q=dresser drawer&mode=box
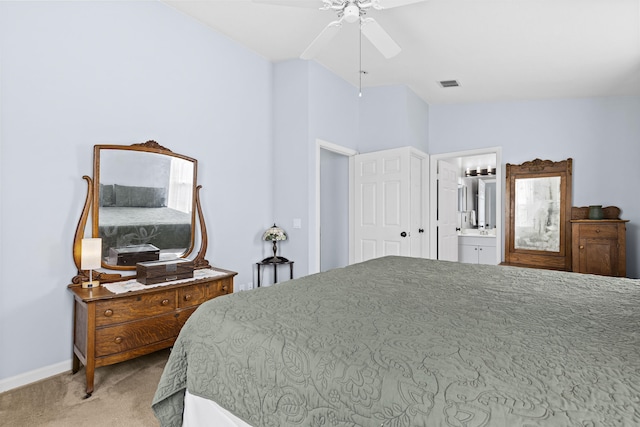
[208,277,233,298]
[95,289,176,327]
[95,312,182,357]
[178,283,208,308]
[178,278,233,308]
[577,224,618,239]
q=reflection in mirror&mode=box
[459,177,496,231]
[482,180,496,230]
[478,179,486,228]
[94,147,196,269]
[514,177,561,252]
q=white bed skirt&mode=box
[183,390,253,427]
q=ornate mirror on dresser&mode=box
[68,141,235,398]
[72,140,210,282]
[504,158,573,271]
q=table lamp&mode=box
[262,224,288,263]
[81,238,102,288]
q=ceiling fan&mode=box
[256,0,427,60]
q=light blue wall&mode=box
[271,60,311,276]
[272,60,361,276]
[0,1,273,381]
[358,85,429,153]
[429,96,640,278]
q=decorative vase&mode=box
[588,205,604,220]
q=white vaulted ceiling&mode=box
[163,0,640,104]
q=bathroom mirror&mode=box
[504,158,573,271]
[459,176,496,230]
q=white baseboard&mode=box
[0,359,72,393]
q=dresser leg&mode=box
[84,361,95,397]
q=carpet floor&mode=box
[0,349,170,427]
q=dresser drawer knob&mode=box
[580,245,584,249]
[114,337,123,344]
[184,294,192,301]
[161,299,170,306]
[104,309,113,317]
[596,229,601,233]
[222,285,228,292]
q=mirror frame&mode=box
[504,158,573,271]
[72,140,210,283]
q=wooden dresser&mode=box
[68,268,236,397]
[571,206,628,277]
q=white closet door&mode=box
[353,147,427,263]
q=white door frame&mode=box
[429,147,503,263]
[314,139,358,274]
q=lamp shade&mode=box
[262,224,287,242]
[81,238,102,270]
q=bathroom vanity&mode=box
[458,231,497,265]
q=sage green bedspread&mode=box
[152,256,640,426]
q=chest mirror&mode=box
[72,141,210,282]
[504,158,573,271]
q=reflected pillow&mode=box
[114,184,167,208]
[100,184,116,207]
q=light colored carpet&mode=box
[0,349,170,427]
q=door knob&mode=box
[400,232,407,237]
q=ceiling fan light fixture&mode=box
[294,0,426,60]
[343,3,360,23]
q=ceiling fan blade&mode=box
[360,17,401,58]
[372,0,427,10]
[252,0,326,9]
[300,19,343,59]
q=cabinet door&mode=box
[578,237,618,276]
[459,245,478,264]
[478,245,497,265]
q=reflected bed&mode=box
[99,206,191,255]
[152,256,640,426]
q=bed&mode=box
[152,256,640,426]
[98,184,191,256]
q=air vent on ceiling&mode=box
[439,80,460,88]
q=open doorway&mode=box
[314,140,357,273]
[429,147,503,264]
